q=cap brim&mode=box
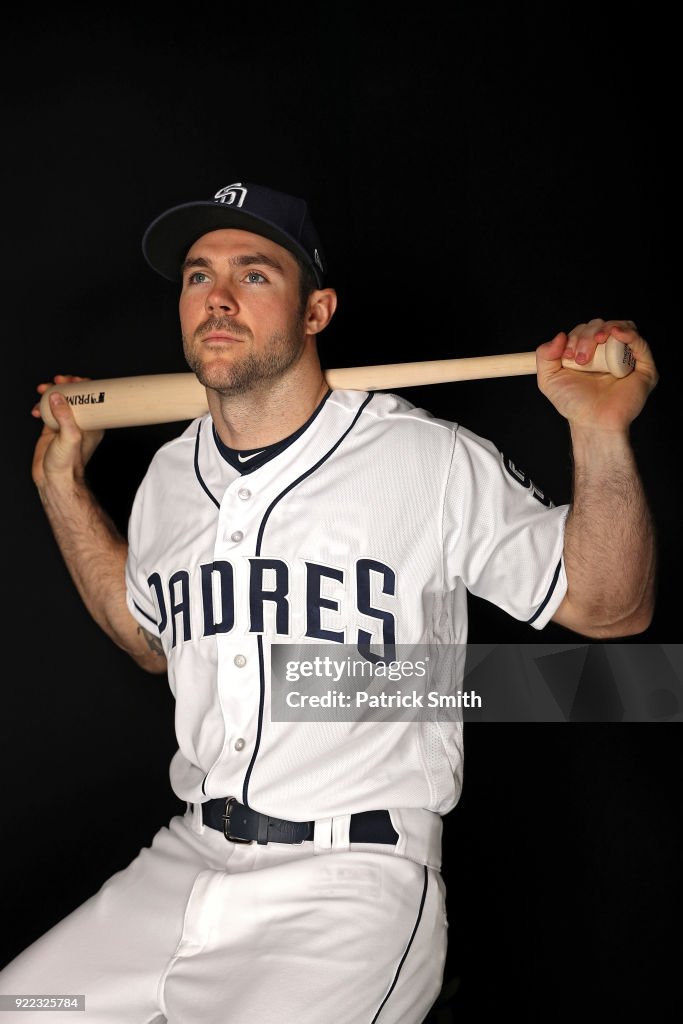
[142,201,324,286]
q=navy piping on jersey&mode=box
[370,866,429,1023]
[193,420,221,510]
[212,389,333,474]
[241,391,375,808]
[133,600,158,626]
[527,557,563,624]
[192,390,334,505]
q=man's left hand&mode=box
[536,318,658,431]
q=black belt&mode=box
[200,797,399,846]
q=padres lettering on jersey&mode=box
[126,389,569,819]
[147,556,396,650]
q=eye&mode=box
[187,271,210,285]
[245,270,267,284]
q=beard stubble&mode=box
[183,313,307,396]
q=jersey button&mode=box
[234,654,247,668]
[230,530,244,543]
[234,738,246,751]
[237,487,252,500]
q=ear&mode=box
[305,288,338,336]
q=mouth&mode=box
[201,333,245,344]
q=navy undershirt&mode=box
[212,389,332,474]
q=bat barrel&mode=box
[39,374,209,431]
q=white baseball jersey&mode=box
[125,388,569,821]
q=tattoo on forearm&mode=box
[138,626,164,658]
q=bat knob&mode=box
[603,336,636,378]
[560,336,636,377]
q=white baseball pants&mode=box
[0,810,448,1023]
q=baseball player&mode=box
[1,181,657,1023]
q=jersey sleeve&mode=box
[443,425,569,629]
[124,479,162,636]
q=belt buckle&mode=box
[222,797,253,844]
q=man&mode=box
[1,181,657,1022]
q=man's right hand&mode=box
[31,375,105,492]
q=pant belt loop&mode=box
[331,813,351,852]
[390,808,443,870]
[189,801,205,834]
[313,817,333,853]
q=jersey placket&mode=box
[203,476,264,802]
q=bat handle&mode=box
[560,336,636,377]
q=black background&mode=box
[2,3,680,1020]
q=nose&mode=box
[206,278,238,315]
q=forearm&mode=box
[556,426,656,636]
[37,476,166,673]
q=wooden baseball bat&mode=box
[39,336,635,431]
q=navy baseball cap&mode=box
[142,181,326,287]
